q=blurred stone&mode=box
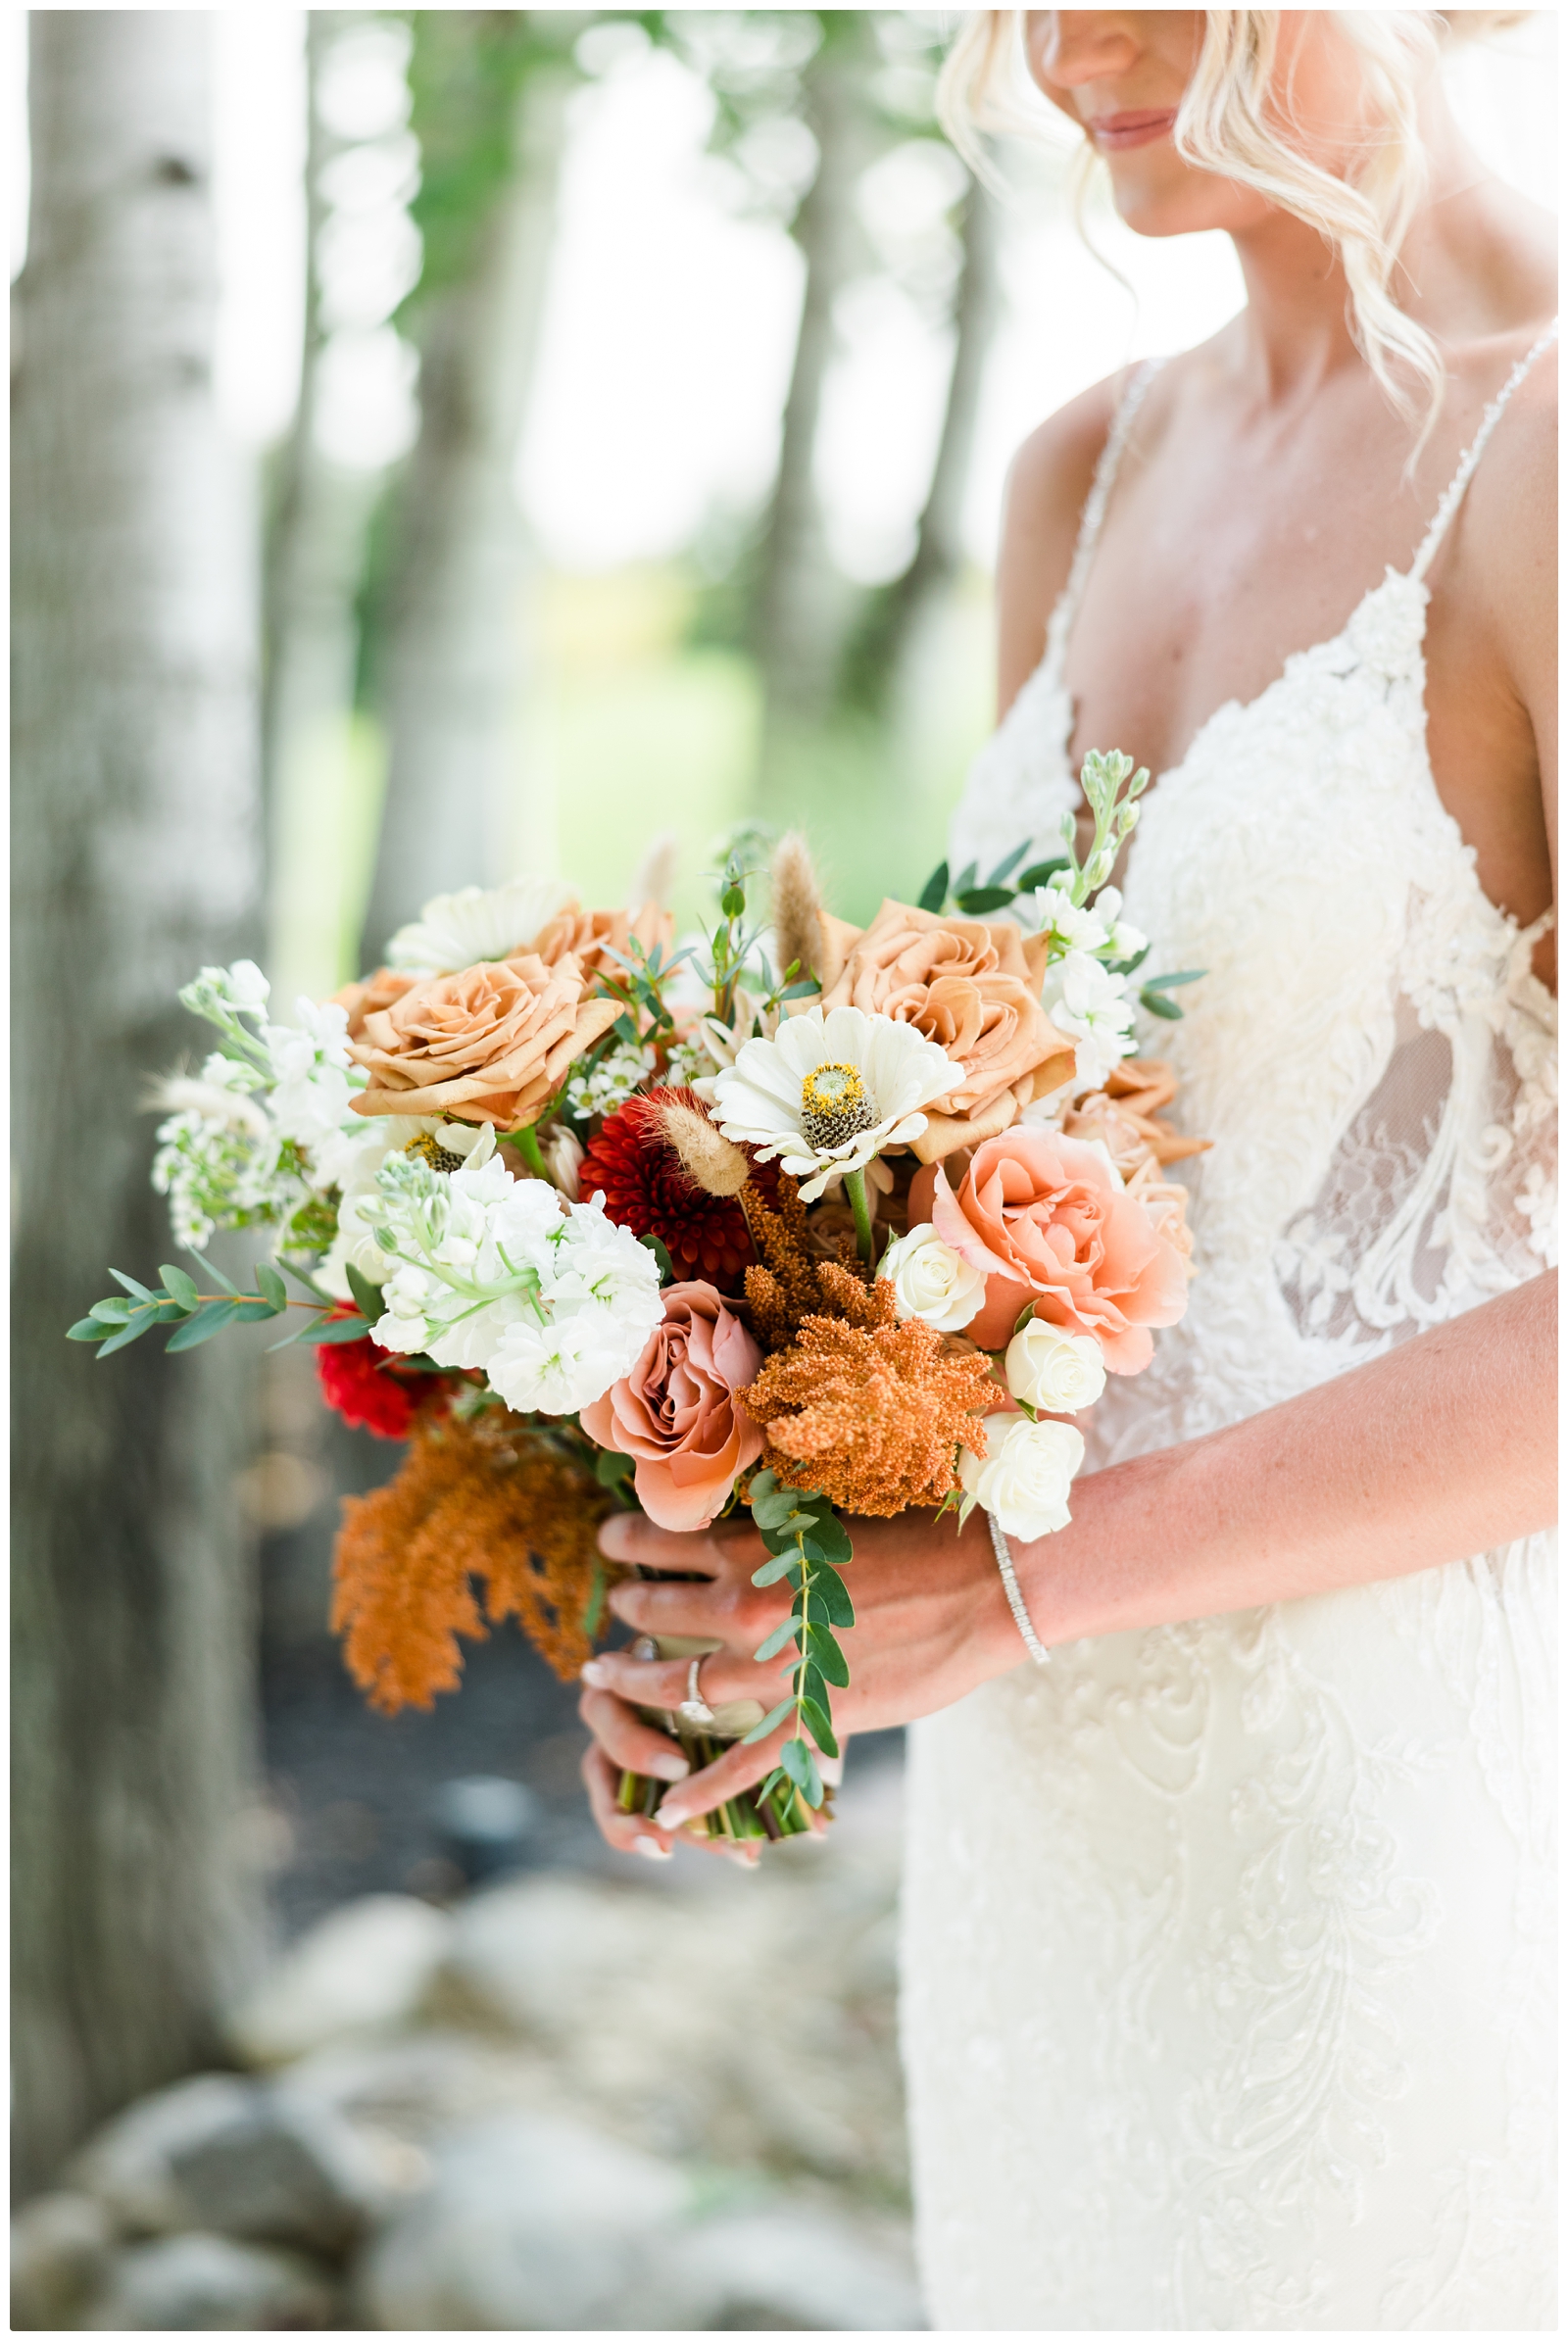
[621,2208,926,2331]
[354,2110,687,2330]
[430,1774,539,1885]
[229,1893,454,2065]
[10,2190,118,2331]
[68,2071,385,2254]
[80,2232,337,2330]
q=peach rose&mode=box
[580,1281,764,1532]
[915,1126,1190,1370]
[348,951,619,1129]
[332,965,419,1042]
[530,902,675,979]
[820,900,1074,1161]
[1062,1057,1209,1179]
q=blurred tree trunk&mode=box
[842,173,1002,716]
[11,10,266,2194]
[750,11,877,787]
[360,14,573,968]
[262,11,383,1003]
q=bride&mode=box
[576,11,1557,2327]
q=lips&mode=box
[1087,109,1177,152]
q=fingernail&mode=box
[655,1804,688,1832]
[650,1753,691,1782]
[580,1660,610,1687]
[632,1834,672,1861]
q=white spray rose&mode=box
[878,1222,987,1333]
[959,1411,1085,1541]
[1004,1317,1107,1414]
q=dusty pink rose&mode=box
[913,1127,1190,1371]
[579,1281,764,1532]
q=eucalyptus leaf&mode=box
[741,1696,797,1746]
[751,1549,797,1588]
[345,1262,386,1324]
[95,1313,160,1358]
[1141,991,1185,1020]
[302,1313,374,1345]
[753,1616,802,1664]
[108,1269,155,1301]
[916,859,949,914]
[255,1261,288,1309]
[799,1696,839,1761]
[165,1298,241,1351]
[594,1448,635,1490]
[89,1297,135,1324]
[952,860,978,900]
[805,1624,850,1686]
[985,840,1033,887]
[780,1737,824,1808]
[157,1264,200,1309]
[67,1318,108,1342]
[955,885,1017,915]
[811,1564,856,1629]
[1014,855,1070,893]
[1141,968,1204,991]
[638,1231,675,1286]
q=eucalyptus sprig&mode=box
[741,1468,855,1814]
[67,1259,370,1357]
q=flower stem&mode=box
[510,1122,550,1182]
[843,1166,875,1266]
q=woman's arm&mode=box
[580,1271,1556,1838]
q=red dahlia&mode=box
[316,1331,422,1440]
[578,1089,755,1291]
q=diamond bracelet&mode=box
[988,1509,1052,1667]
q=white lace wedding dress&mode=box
[901,329,1558,2332]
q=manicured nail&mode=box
[650,1752,690,1782]
[632,1834,671,1861]
[580,1660,610,1687]
[655,1804,689,1832]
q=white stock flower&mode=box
[1030,881,1109,955]
[878,1222,986,1333]
[222,960,272,1015]
[711,1004,961,1202]
[488,1310,636,1415]
[959,1412,1086,1541]
[386,875,575,975]
[1004,1318,1107,1413]
[315,1117,492,1296]
[1047,952,1138,1090]
[266,999,355,1149]
[1092,887,1148,963]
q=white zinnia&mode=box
[1047,952,1138,1091]
[878,1222,986,1333]
[1004,1318,1107,1414]
[711,1004,961,1202]
[386,874,575,975]
[959,1412,1086,1542]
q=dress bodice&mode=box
[948,329,1559,1462]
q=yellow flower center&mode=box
[799,1061,878,1151]
[404,1132,466,1175]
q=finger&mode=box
[580,1743,675,1863]
[598,1512,721,1573]
[581,1646,780,1713]
[607,1572,775,1641]
[578,1686,693,1780]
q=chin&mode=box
[1102,152,1265,241]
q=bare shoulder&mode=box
[995,374,1121,716]
[1461,330,1557,642]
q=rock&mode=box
[621,2208,927,2331]
[69,2071,386,2254]
[10,2191,118,2330]
[80,2232,337,2330]
[229,1894,454,2065]
[354,2110,686,2330]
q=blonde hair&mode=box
[939,11,1534,437]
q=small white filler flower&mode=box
[710,1004,960,1205]
[959,1412,1086,1542]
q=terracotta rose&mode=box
[580,1282,764,1532]
[914,1126,1190,1370]
[332,965,419,1041]
[530,902,675,979]
[348,951,618,1130]
[820,900,1074,1162]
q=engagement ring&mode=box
[677,1655,717,1727]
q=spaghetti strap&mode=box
[1409,319,1558,583]
[1042,356,1166,682]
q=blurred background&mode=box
[10,9,1556,2330]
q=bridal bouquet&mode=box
[72,752,1203,1842]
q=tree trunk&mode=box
[263,12,384,1006]
[844,171,1002,716]
[359,42,571,968]
[11,10,266,2195]
[749,12,877,783]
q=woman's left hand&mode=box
[577,1503,1018,1841]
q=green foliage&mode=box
[68,1268,369,1360]
[743,1469,857,1809]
